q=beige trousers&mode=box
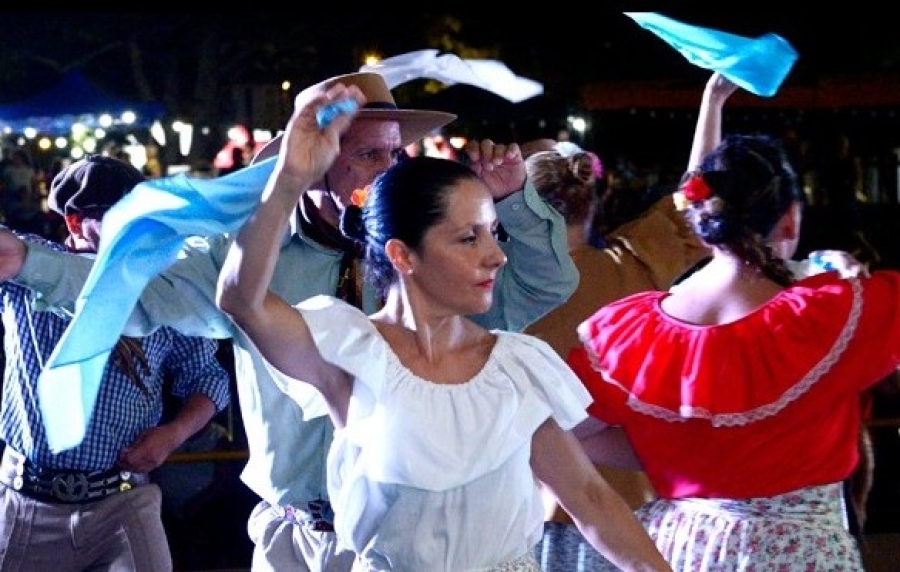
[0,482,171,572]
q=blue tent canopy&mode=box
[0,71,164,135]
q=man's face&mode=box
[326,117,403,210]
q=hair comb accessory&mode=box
[316,99,359,128]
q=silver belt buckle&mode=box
[50,473,90,502]
[119,471,133,493]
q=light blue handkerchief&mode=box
[625,12,798,97]
[37,157,276,452]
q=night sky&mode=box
[3,10,900,165]
[1,10,898,99]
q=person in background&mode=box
[142,141,164,179]
[215,79,671,571]
[812,130,881,266]
[0,154,231,571]
[41,157,69,241]
[0,148,42,235]
[522,139,708,571]
[219,144,251,176]
[0,71,578,571]
[570,73,897,569]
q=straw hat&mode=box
[252,72,456,164]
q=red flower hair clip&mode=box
[350,184,371,208]
[681,173,712,202]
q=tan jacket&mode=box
[526,194,710,519]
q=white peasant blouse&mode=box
[276,295,592,571]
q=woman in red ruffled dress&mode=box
[569,79,889,569]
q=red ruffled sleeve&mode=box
[576,272,900,426]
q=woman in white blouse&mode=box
[216,81,670,572]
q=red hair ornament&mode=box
[682,174,712,202]
[350,184,371,207]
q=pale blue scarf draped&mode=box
[625,12,798,96]
[38,158,275,452]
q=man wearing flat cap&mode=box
[0,154,231,571]
[0,72,577,570]
[48,154,146,250]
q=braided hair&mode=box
[680,135,802,286]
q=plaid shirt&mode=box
[0,235,230,471]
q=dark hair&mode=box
[526,150,596,224]
[684,134,801,286]
[339,155,480,297]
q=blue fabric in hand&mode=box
[37,157,276,452]
[625,12,798,97]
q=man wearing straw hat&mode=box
[0,71,577,570]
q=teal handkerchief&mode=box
[625,12,798,97]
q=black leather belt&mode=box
[0,447,148,504]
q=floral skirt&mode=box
[637,483,864,571]
[481,553,541,572]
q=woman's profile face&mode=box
[406,178,507,316]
